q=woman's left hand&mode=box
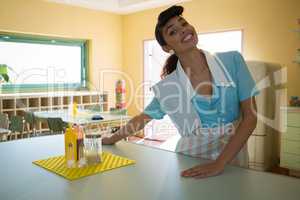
[181,161,225,179]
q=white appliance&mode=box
[246,61,286,171]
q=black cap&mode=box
[155,5,184,46]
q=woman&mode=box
[103,5,259,179]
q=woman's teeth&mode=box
[183,34,192,42]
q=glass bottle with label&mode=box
[64,127,77,168]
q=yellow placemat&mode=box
[33,152,135,180]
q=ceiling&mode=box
[46,0,191,14]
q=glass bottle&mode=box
[84,133,102,165]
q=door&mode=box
[143,30,242,141]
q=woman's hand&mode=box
[181,161,225,179]
[102,136,116,145]
[101,113,152,145]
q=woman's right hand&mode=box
[101,113,153,145]
[102,136,116,145]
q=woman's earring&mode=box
[169,49,175,54]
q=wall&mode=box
[122,0,300,115]
[1,0,299,114]
[0,0,123,107]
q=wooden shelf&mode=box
[16,108,27,111]
[2,109,15,111]
[91,95,99,103]
[41,107,49,111]
[52,106,62,110]
[2,99,15,109]
[29,98,39,107]
[40,97,49,107]
[0,91,109,132]
[100,94,108,102]
[63,96,70,105]
[16,98,27,108]
[82,95,91,104]
[52,97,62,106]
[27,106,39,110]
[28,108,39,112]
[73,96,82,104]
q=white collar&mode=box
[176,50,235,100]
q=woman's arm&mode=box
[181,97,257,178]
[216,97,257,165]
[102,113,153,145]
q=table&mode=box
[0,135,299,200]
[34,109,131,126]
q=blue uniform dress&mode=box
[144,51,259,127]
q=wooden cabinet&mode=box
[280,107,300,170]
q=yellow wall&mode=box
[123,0,300,115]
[1,0,299,114]
[0,0,123,107]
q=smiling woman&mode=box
[0,33,88,93]
[102,5,259,179]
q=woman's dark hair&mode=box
[155,5,183,79]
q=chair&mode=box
[9,116,25,140]
[24,112,37,137]
[0,113,9,129]
[47,118,68,135]
[0,113,10,141]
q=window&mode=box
[143,29,242,139]
[0,33,88,92]
[197,30,242,53]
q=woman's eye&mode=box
[182,22,188,26]
[169,30,177,36]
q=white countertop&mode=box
[0,135,299,200]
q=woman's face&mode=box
[161,16,198,54]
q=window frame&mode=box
[0,33,88,93]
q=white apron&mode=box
[152,50,248,167]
